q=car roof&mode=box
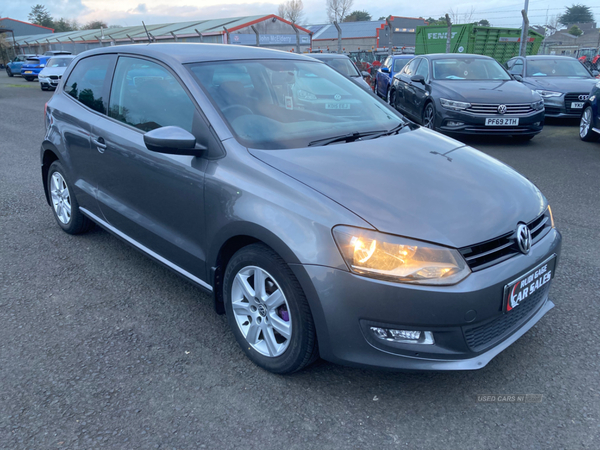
[523,55,580,60]
[309,53,350,59]
[48,55,75,59]
[419,53,494,61]
[391,55,414,59]
[78,43,313,64]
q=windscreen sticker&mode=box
[285,96,293,110]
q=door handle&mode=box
[92,137,107,153]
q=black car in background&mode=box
[391,54,545,140]
[506,55,599,118]
[308,53,372,93]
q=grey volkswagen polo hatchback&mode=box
[41,44,562,374]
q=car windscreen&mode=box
[432,58,511,80]
[46,57,73,68]
[526,58,592,78]
[393,59,409,73]
[321,58,361,77]
[188,59,403,150]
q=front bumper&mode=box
[291,228,561,370]
[436,108,545,135]
[39,78,59,89]
[542,96,583,118]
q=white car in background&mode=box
[38,55,76,91]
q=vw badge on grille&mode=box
[497,104,507,114]
[516,223,531,254]
[578,94,589,101]
[334,94,342,101]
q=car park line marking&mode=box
[80,207,213,292]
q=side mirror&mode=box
[410,74,425,84]
[143,126,206,156]
[380,67,390,73]
[361,71,370,78]
[592,70,599,77]
[513,74,523,82]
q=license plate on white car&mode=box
[325,103,350,110]
[485,118,519,126]
[570,102,584,109]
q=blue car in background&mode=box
[374,54,414,103]
[579,80,600,142]
[21,56,50,81]
[6,54,39,77]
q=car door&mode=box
[377,57,391,97]
[92,55,211,280]
[397,58,422,119]
[409,58,431,119]
[58,54,116,215]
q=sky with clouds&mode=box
[2,0,599,29]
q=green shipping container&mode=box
[415,24,544,64]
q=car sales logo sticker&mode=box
[505,256,556,312]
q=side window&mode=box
[383,57,391,68]
[405,59,420,77]
[414,58,429,80]
[64,55,112,114]
[510,60,524,75]
[108,57,195,133]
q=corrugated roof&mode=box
[312,21,385,40]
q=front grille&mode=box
[465,103,535,115]
[463,282,550,351]
[49,75,59,80]
[459,210,552,271]
[564,93,589,114]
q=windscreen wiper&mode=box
[307,130,384,147]
[364,122,408,140]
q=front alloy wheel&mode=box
[580,106,599,142]
[423,103,435,129]
[224,244,318,374]
[231,266,292,357]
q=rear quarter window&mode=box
[64,55,113,114]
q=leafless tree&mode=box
[278,0,305,24]
[449,6,476,25]
[326,0,354,23]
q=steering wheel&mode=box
[222,104,253,120]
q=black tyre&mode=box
[41,85,48,91]
[25,77,33,82]
[580,106,599,142]
[47,161,94,234]
[512,134,536,142]
[374,79,379,98]
[6,67,13,77]
[223,243,318,374]
[422,102,436,130]
[389,88,396,108]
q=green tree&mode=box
[82,20,108,30]
[567,25,583,36]
[343,10,371,22]
[425,17,447,26]
[28,4,54,28]
[558,4,594,26]
[53,17,78,33]
[477,19,491,26]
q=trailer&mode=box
[415,24,544,64]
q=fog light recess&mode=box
[370,327,435,344]
[447,121,464,127]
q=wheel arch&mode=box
[41,143,60,205]
[209,222,302,315]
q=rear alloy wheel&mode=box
[47,161,94,234]
[6,67,13,77]
[423,102,436,130]
[580,106,599,142]
[224,244,318,374]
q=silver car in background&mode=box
[38,55,76,91]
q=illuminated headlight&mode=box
[531,100,544,110]
[39,64,45,68]
[440,98,471,111]
[535,90,563,98]
[297,89,317,100]
[333,226,471,285]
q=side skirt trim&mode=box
[80,207,213,292]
